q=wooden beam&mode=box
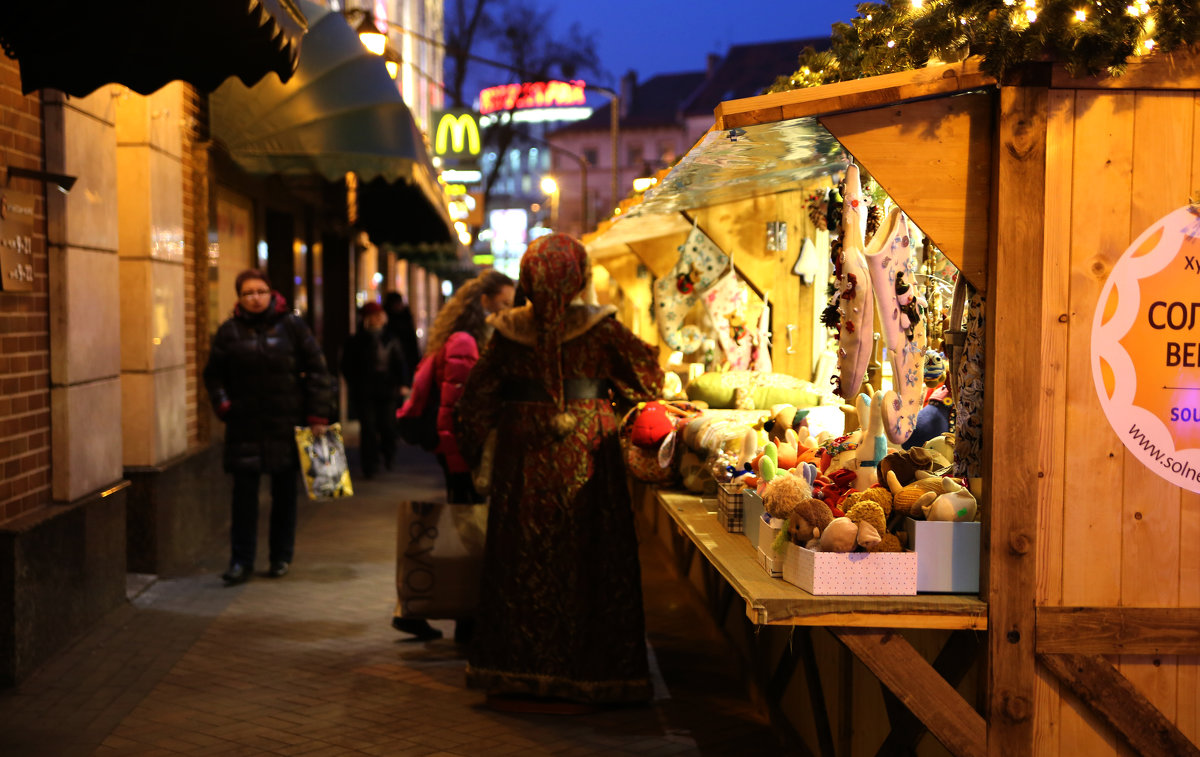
[820,92,993,291]
[1051,51,1200,91]
[832,627,986,757]
[1039,653,1200,757]
[985,81,1049,755]
[1037,607,1200,655]
[715,58,995,130]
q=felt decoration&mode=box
[865,205,928,444]
[702,271,754,370]
[753,292,773,373]
[793,236,820,285]
[834,164,874,400]
[653,225,730,353]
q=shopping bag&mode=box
[294,423,354,500]
[395,501,488,620]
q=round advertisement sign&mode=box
[1093,204,1200,492]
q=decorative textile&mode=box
[653,224,730,353]
[456,299,663,703]
[866,206,928,444]
[835,164,874,400]
[701,271,754,370]
[952,291,985,480]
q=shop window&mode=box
[528,147,539,169]
[521,175,532,194]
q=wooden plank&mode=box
[1040,653,1200,757]
[1052,51,1200,91]
[1060,84,1136,757]
[655,490,989,630]
[1034,87,1074,757]
[625,232,690,280]
[820,92,993,291]
[987,83,1049,756]
[1037,608,1200,655]
[1121,88,1193,726]
[715,58,995,130]
[833,628,986,757]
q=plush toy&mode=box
[786,497,835,546]
[819,516,859,552]
[840,486,893,519]
[923,434,954,468]
[819,431,861,476]
[903,384,952,450]
[764,405,810,446]
[887,469,949,520]
[631,401,675,448]
[877,447,934,488]
[854,390,887,491]
[922,477,978,522]
[680,450,710,493]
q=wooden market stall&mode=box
[604,52,1200,757]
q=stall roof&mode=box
[590,58,997,289]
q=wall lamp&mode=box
[384,47,403,80]
[344,8,387,56]
[7,166,77,193]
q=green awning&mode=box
[1,0,306,97]
[210,0,437,189]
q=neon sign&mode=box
[479,80,587,115]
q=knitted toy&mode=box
[865,205,928,444]
[653,224,729,353]
[833,164,874,400]
[840,486,894,519]
[877,447,935,488]
[922,477,978,522]
[887,469,949,521]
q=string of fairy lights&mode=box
[769,0,1200,91]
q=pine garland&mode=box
[770,0,1200,92]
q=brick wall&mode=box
[182,85,210,447]
[0,57,50,523]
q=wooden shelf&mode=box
[655,490,988,630]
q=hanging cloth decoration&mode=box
[833,164,873,400]
[701,270,755,370]
[865,205,928,444]
[653,223,730,353]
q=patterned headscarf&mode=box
[520,233,589,421]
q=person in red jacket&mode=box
[393,269,514,641]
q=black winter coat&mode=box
[340,328,407,402]
[203,294,336,474]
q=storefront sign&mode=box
[1093,204,1200,492]
[432,109,481,170]
[0,190,35,292]
[478,80,586,115]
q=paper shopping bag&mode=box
[395,501,488,620]
[295,423,353,500]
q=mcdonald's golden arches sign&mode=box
[431,109,481,169]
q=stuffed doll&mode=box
[922,477,978,522]
[833,164,874,400]
[877,447,934,489]
[631,401,675,448]
[887,469,948,520]
[903,384,953,450]
[854,390,887,491]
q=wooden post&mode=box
[987,75,1049,754]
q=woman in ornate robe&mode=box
[457,233,663,707]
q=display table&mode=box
[640,486,988,757]
[655,490,987,630]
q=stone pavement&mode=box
[0,446,784,756]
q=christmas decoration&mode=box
[770,0,1200,92]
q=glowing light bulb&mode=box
[1127,4,1140,15]
[1003,0,1015,6]
[911,0,924,8]
[1074,8,1086,20]
[1026,9,1038,21]
[1145,38,1157,50]
[887,39,897,48]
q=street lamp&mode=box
[351,12,387,55]
[540,176,560,230]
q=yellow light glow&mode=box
[1024,0,1036,7]
[1145,38,1157,50]
[458,229,472,245]
[540,177,558,195]
[887,39,897,48]
[359,30,387,56]
[614,207,622,216]
[632,177,657,192]
[1026,8,1038,21]
[911,0,924,8]
[1074,8,1086,20]
[1003,0,1015,5]
[385,60,399,79]
[1127,4,1140,16]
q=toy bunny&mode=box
[853,390,887,491]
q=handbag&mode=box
[294,423,353,499]
[394,501,488,620]
[619,401,700,484]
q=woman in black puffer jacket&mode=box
[203,269,336,585]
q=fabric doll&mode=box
[834,164,874,400]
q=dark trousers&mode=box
[436,454,483,504]
[356,394,397,477]
[231,471,298,566]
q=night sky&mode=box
[464,0,863,96]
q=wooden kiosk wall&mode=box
[701,56,1200,756]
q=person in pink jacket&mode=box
[393,269,513,642]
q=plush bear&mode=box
[840,486,894,519]
[786,497,836,547]
[761,474,833,547]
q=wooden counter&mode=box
[655,490,988,631]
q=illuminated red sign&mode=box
[479,80,587,115]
